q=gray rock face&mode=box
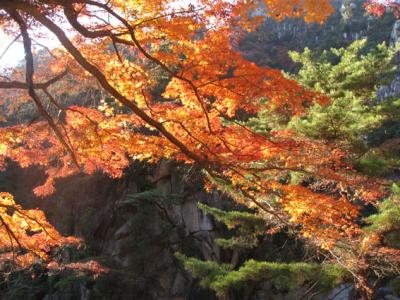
[25,161,223,300]
[238,0,387,70]
[377,74,400,101]
[391,20,400,47]
[340,0,357,21]
[376,20,400,103]
[324,284,354,300]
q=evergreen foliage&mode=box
[197,203,265,231]
[177,204,348,297]
[288,39,396,148]
[244,39,400,178]
[289,39,395,99]
[176,253,347,297]
[118,188,183,206]
[369,98,400,145]
[365,184,400,235]
[198,203,265,250]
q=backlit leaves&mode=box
[0,0,397,292]
[0,192,79,267]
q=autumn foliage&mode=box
[365,0,400,17]
[0,192,79,267]
[0,0,398,298]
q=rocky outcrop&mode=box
[2,160,400,299]
[0,161,225,300]
[340,0,357,21]
[375,19,400,102]
[390,20,400,46]
[239,0,394,70]
[377,74,400,101]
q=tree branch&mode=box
[8,9,80,169]
[0,69,68,90]
[13,2,207,166]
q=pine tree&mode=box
[177,204,348,298]
[243,39,397,151]
[197,203,265,250]
[288,39,396,149]
[365,184,400,248]
[243,39,400,176]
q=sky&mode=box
[0,29,25,70]
[0,0,216,71]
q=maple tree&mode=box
[0,192,79,267]
[0,1,398,299]
[365,0,400,17]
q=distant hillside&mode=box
[239,0,396,70]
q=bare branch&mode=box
[8,9,80,169]
[0,69,68,89]
[0,33,21,62]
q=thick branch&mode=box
[0,70,68,90]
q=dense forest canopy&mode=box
[0,1,400,299]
